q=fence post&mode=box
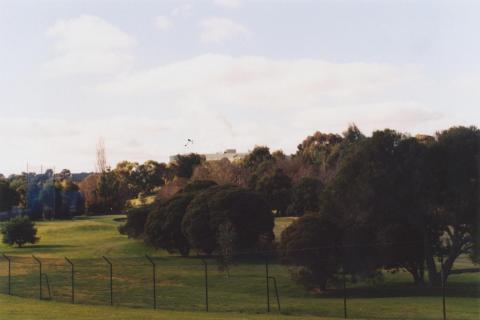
[32,255,42,300]
[1,253,11,295]
[65,257,74,304]
[201,258,209,312]
[343,269,347,319]
[102,256,113,306]
[265,255,270,313]
[440,255,446,320]
[145,255,156,309]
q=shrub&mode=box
[143,180,218,255]
[144,193,195,256]
[118,204,155,238]
[1,216,39,247]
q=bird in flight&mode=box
[184,139,194,147]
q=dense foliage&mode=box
[1,216,39,247]
[182,184,274,254]
[280,126,479,288]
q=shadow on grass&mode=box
[319,281,480,299]
[2,244,77,255]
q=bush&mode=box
[1,216,39,247]
[182,184,274,254]
[144,193,195,256]
[143,180,218,255]
[118,204,155,238]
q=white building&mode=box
[169,149,247,163]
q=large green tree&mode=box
[424,126,480,282]
[182,184,274,254]
[143,180,218,256]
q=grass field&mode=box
[0,215,479,320]
[0,294,331,320]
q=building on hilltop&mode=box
[169,149,247,163]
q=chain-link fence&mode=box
[0,253,478,319]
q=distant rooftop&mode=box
[169,149,247,163]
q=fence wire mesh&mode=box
[0,253,478,319]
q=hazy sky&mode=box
[0,0,479,174]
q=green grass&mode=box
[0,215,479,320]
[0,294,329,320]
[0,215,157,258]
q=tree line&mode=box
[1,124,478,291]
[119,125,479,290]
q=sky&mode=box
[0,0,479,174]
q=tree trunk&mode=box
[424,230,440,286]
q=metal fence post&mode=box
[265,255,270,313]
[202,258,209,312]
[145,255,156,309]
[440,255,446,320]
[65,257,74,304]
[1,253,11,295]
[342,267,347,319]
[102,256,113,306]
[32,255,42,300]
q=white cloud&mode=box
[87,54,446,163]
[200,17,250,43]
[44,15,135,77]
[171,4,193,18]
[97,54,423,110]
[153,16,173,31]
[212,0,242,9]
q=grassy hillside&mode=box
[0,215,478,320]
[0,215,155,258]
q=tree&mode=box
[182,184,274,254]
[217,221,237,276]
[78,173,102,213]
[280,214,341,290]
[171,153,205,179]
[295,132,343,172]
[242,146,273,169]
[97,169,122,213]
[192,158,249,187]
[143,180,218,255]
[287,177,323,216]
[135,160,167,194]
[319,130,426,281]
[95,138,107,173]
[1,216,39,247]
[144,193,195,256]
[255,169,292,216]
[424,126,480,282]
[0,180,19,212]
[119,203,156,238]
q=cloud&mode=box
[153,16,173,31]
[97,54,422,111]
[212,0,242,9]
[0,116,172,174]
[44,15,135,77]
[200,17,250,43]
[87,54,447,161]
[171,4,193,18]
